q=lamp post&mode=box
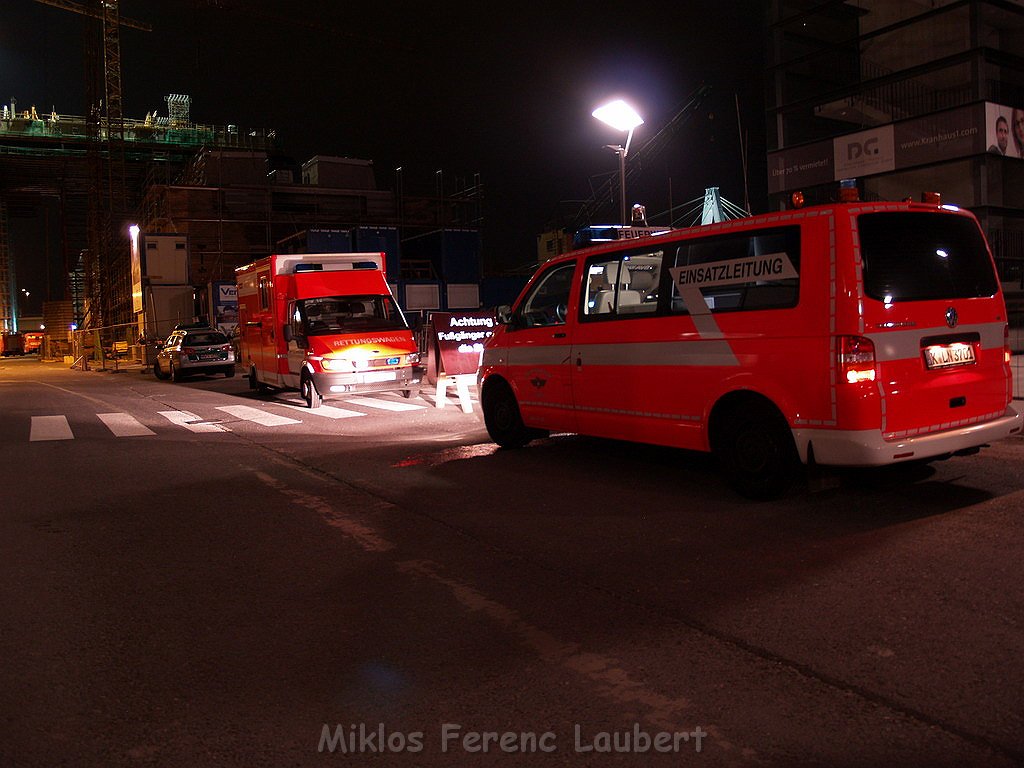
[592,99,644,225]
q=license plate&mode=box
[361,370,397,383]
[199,353,223,361]
[923,342,976,369]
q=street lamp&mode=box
[592,99,644,225]
[16,289,30,332]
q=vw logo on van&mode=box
[945,306,959,328]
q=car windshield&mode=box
[301,295,408,335]
[185,332,228,345]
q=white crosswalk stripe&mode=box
[274,401,367,419]
[216,405,301,426]
[30,415,74,442]
[158,410,231,433]
[343,396,426,412]
[19,392,443,442]
[97,412,155,437]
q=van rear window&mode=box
[858,213,998,301]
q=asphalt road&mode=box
[1,356,1022,767]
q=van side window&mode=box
[582,250,663,320]
[668,226,800,314]
[514,262,575,328]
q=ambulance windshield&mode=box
[301,294,408,335]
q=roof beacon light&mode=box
[791,191,805,209]
[838,178,859,203]
[921,191,941,205]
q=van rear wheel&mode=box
[716,403,798,500]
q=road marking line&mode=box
[344,396,425,412]
[216,405,301,426]
[158,410,230,432]
[275,402,367,419]
[97,412,155,437]
[397,559,693,732]
[30,415,74,441]
[252,470,394,552]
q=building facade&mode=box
[767,0,1024,284]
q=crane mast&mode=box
[31,0,151,329]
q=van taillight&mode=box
[1005,324,1012,365]
[838,335,876,383]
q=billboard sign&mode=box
[768,141,834,195]
[833,125,895,179]
[210,281,238,335]
[768,102,1003,194]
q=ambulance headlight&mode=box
[321,357,347,371]
[407,352,421,365]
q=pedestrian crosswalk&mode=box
[97,412,156,437]
[21,392,466,442]
[29,415,75,442]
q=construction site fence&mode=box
[55,323,151,372]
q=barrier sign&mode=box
[432,311,496,376]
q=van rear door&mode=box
[858,210,1010,439]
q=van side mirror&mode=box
[282,324,293,343]
[496,305,513,324]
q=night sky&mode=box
[2,0,767,307]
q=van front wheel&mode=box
[301,374,322,409]
[716,404,798,500]
[483,381,544,448]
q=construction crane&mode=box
[31,0,152,329]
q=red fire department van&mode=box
[236,252,421,408]
[478,198,1021,498]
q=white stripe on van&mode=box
[577,340,740,367]
[520,399,703,423]
[866,321,1004,361]
[506,345,572,366]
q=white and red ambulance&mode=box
[236,253,420,407]
[478,197,1021,497]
